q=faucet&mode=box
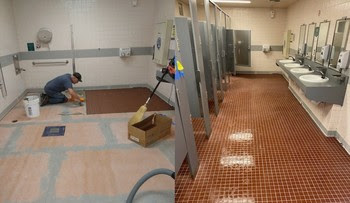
[289,56,296,61]
[306,65,312,71]
[315,67,327,79]
[297,59,304,65]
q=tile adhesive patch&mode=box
[42,126,66,137]
[85,87,174,115]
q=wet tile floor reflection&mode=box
[175,75,350,202]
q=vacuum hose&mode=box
[126,168,175,203]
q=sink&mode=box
[290,68,314,74]
[285,63,304,68]
[279,59,294,63]
[299,74,329,83]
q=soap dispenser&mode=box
[337,50,350,70]
[320,45,331,60]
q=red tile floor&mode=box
[175,75,350,203]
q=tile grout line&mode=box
[99,120,118,146]
[38,149,67,203]
[1,126,23,154]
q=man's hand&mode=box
[67,88,81,102]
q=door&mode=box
[199,21,214,100]
[234,30,251,66]
[226,29,235,74]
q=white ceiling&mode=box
[180,0,298,8]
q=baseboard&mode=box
[27,84,175,106]
[288,86,332,137]
[0,90,28,121]
[335,131,350,155]
[236,71,282,75]
[144,84,175,107]
[289,86,350,155]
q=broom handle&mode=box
[145,69,168,105]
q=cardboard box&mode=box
[128,113,172,147]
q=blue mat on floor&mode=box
[42,126,66,137]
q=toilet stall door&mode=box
[234,30,251,66]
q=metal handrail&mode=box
[32,60,69,66]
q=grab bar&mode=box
[32,60,69,66]
[0,65,7,97]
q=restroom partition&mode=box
[175,50,199,177]
[174,0,232,178]
[234,30,251,66]
[211,23,224,95]
[199,21,222,111]
[220,13,229,89]
[214,8,226,94]
[174,16,212,137]
[219,26,228,90]
[199,22,214,101]
[204,0,220,115]
[174,17,202,118]
[226,29,235,75]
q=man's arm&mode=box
[67,88,80,102]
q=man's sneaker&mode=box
[40,95,49,107]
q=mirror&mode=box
[315,21,330,64]
[329,18,350,69]
[298,24,307,55]
[306,23,316,59]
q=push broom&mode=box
[128,68,169,126]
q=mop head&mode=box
[128,104,147,126]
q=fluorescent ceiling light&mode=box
[213,0,251,3]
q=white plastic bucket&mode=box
[23,96,40,118]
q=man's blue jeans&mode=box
[44,89,68,104]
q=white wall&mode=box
[12,0,156,89]
[285,0,350,147]
[0,0,26,114]
[222,7,287,72]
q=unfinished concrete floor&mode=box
[0,93,175,203]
